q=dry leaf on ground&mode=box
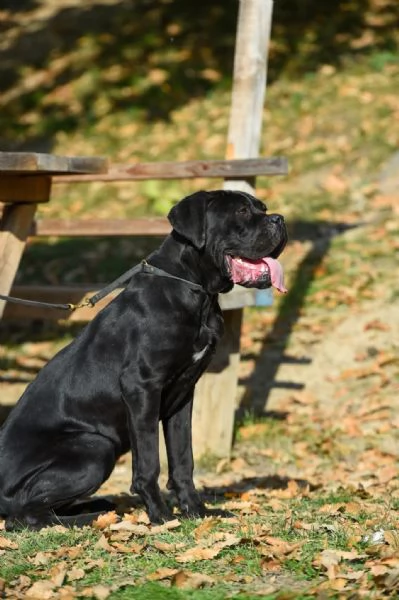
[0,536,18,550]
[172,570,215,589]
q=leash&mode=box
[0,260,205,312]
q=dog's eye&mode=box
[237,205,251,217]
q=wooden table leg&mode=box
[0,175,51,319]
[192,308,243,459]
[0,203,38,318]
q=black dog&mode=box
[0,190,287,529]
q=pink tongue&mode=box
[263,257,287,293]
[230,256,287,293]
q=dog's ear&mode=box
[168,191,212,250]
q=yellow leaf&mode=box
[49,563,67,587]
[94,534,115,553]
[90,584,112,600]
[193,517,219,540]
[152,540,186,552]
[176,546,220,563]
[150,519,181,534]
[0,536,18,550]
[67,567,86,581]
[92,511,119,530]
[25,580,55,599]
[147,567,180,581]
[173,569,215,589]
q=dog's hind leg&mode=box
[5,433,117,531]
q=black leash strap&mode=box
[0,294,75,311]
[0,260,205,312]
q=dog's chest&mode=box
[191,297,223,366]
[192,346,208,363]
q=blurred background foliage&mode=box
[0,0,397,149]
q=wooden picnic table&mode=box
[0,151,107,318]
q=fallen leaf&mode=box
[176,546,219,563]
[147,567,180,581]
[89,584,112,600]
[316,549,341,580]
[109,518,180,535]
[109,521,148,535]
[94,534,115,553]
[111,541,145,554]
[30,551,52,566]
[49,564,67,587]
[193,517,219,540]
[364,319,390,331]
[84,558,106,571]
[258,536,304,558]
[150,519,181,534]
[172,570,215,589]
[67,567,86,581]
[92,511,119,529]
[0,536,18,550]
[25,580,55,599]
[152,540,186,552]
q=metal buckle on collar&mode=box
[141,259,155,273]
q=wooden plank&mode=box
[52,157,287,183]
[0,176,51,203]
[31,217,171,237]
[0,203,39,318]
[4,284,263,321]
[0,152,107,174]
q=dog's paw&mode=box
[147,505,175,525]
[179,499,208,519]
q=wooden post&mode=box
[191,0,275,458]
[0,173,53,319]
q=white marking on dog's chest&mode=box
[192,346,209,363]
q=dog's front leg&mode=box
[120,374,174,524]
[162,395,207,518]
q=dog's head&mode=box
[168,190,288,293]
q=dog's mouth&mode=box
[225,255,287,293]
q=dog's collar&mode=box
[141,260,206,292]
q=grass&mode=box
[2,483,397,597]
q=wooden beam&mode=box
[31,218,171,237]
[52,157,287,183]
[0,175,51,203]
[0,152,107,175]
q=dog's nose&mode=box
[269,214,284,225]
